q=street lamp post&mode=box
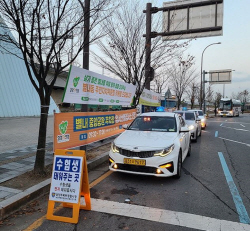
[200,42,221,111]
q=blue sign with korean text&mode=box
[49,155,83,203]
[54,157,81,172]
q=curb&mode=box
[0,152,109,221]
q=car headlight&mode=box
[201,118,205,122]
[154,144,175,157]
[111,142,119,153]
[188,125,195,130]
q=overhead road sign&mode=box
[209,69,232,84]
[162,0,223,40]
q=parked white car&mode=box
[109,112,191,178]
[174,111,201,142]
[188,109,207,129]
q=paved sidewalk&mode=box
[0,116,111,220]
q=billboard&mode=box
[163,0,223,40]
[54,109,136,150]
[139,88,161,107]
[62,65,136,106]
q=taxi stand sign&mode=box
[47,149,91,224]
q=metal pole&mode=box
[200,42,221,111]
[223,84,225,98]
[145,3,152,90]
[203,70,206,114]
[80,0,90,151]
[83,0,90,70]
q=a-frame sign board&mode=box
[47,149,91,224]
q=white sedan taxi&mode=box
[188,109,206,129]
[174,111,201,142]
[109,112,191,178]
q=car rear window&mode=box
[185,113,195,120]
[198,111,204,116]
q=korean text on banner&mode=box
[62,65,136,106]
[54,109,137,150]
[139,88,161,107]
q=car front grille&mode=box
[117,164,157,173]
[118,148,155,158]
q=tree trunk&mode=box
[177,99,181,110]
[34,105,49,174]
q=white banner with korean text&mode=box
[139,88,161,107]
[62,66,136,106]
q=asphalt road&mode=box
[1,114,250,231]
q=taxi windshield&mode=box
[128,116,176,132]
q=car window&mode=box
[198,111,204,116]
[128,116,176,132]
[185,113,195,120]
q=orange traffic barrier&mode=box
[46,149,91,224]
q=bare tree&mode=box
[92,1,190,106]
[0,0,114,175]
[152,68,171,94]
[205,84,214,112]
[186,81,199,109]
[168,56,198,109]
[213,92,222,116]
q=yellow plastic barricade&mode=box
[47,149,91,224]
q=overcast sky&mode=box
[89,0,250,99]
[151,0,250,98]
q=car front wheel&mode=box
[193,130,198,142]
[187,140,191,156]
[174,152,182,179]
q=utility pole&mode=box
[80,0,90,151]
[145,3,152,90]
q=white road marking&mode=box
[240,124,246,127]
[220,125,249,132]
[208,121,250,125]
[202,130,209,133]
[218,137,250,147]
[91,198,250,231]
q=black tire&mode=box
[187,140,191,157]
[174,152,182,179]
[193,130,198,142]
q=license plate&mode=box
[124,158,146,166]
[223,114,226,116]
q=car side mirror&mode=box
[122,124,128,129]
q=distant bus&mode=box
[218,98,241,117]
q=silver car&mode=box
[174,111,202,142]
[188,109,206,129]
